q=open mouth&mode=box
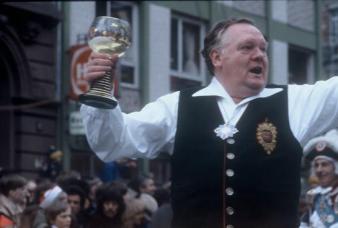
[249,66,262,74]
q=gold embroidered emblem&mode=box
[256,119,277,155]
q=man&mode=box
[0,174,28,228]
[65,185,87,227]
[128,175,158,224]
[81,18,338,227]
[300,129,338,228]
[129,175,157,196]
[87,182,126,228]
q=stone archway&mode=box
[0,22,31,171]
[0,4,61,177]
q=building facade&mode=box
[0,2,62,178]
[0,1,325,182]
[322,0,338,77]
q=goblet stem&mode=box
[79,70,118,109]
[90,72,113,97]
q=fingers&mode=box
[89,52,119,63]
[85,52,119,82]
[87,52,118,68]
[85,71,109,82]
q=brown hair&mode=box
[201,18,255,75]
[45,201,70,225]
[0,174,27,196]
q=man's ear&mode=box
[210,49,222,69]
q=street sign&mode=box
[69,111,85,135]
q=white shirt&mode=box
[80,77,338,162]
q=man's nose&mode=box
[315,165,323,172]
[106,203,115,208]
[252,47,265,60]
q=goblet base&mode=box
[79,93,117,109]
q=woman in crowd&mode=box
[45,202,72,228]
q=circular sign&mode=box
[69,44,92,100]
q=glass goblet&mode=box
[79,16,131,109]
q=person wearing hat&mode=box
[32,185,68,228]
[300,129,338,228]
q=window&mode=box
[108,1,139,88]
[288,45,314,84]
[170,15,206,91]
[330,13,338,47]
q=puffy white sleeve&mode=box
[298,222,310,228]
[288,77,338,147]
[80,91,179,162]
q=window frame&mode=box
[330,13,338,46]
[170,14,207,85]
[107,1,139,89]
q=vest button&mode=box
[226,138,235,144]
[227,153,235,160]
[226,206,234,215]
[226,169,234,177]
[226,225,234,228]
[225,187,234,196]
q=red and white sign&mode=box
[68,44,119,100]
[68,44,92,100]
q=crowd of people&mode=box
[0,170,171,228]
[2,129,338,228]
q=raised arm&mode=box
[80,52,178,162]
[288,77,338,146]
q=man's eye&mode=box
[242,45,252,50]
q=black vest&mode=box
[171,86,302,228]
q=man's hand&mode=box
[84,52,119,83]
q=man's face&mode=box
[9,185,29,206]
[103,200,119,218]
[68,194,81,215]
[141,179,156,195]
[212,23,268,100]
[314,158,336,187]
